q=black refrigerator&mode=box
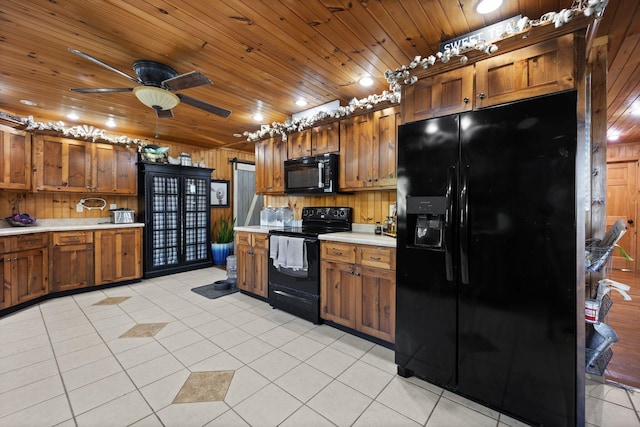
[395,91,582,426]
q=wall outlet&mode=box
[110,204,117,210]
[76,203,84,213]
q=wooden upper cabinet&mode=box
[92,143,137,194]
[340,106,400,191]
[287,129,312,159]
[402,33,578,122]
[287,122,339,159]
[340,113,372,190]
[32,135,137,194]
[311,122,339,155]
[256,135,286,194]
[33,135,90,192]
[372,106,400,189]
[475,33,576,108]
[0,124,31,190]
[402,66,474,123]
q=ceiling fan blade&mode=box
[177,94,232,118]
[70,87,134,93]
[162,71,211,91]
[156,109,174,118]
[68,48,141,85]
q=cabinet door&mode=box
[256,136,286,194]
[95,228,141,284]
[236,243,252,292]
[372,107,400,188]
[320,260,357,328]
[11,248,48,305]
[183,176,211,263]
[50,244,94,292]
[475,34,576,108]
[356,266,395,343]
[92,143,137,194]
[402,66,474,123]
[0,255,10,309]
[339,114,372,190]
[312,122,339,154]
[33,135,91,192]
[287,129,312,159]
[252,245,268,298]
[0,124,31,190]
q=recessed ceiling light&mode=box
[20,99,37,106]
[631,109,640,116]
[253,113,264,122]
[476,0,503,14]
[607,131,620,141]
[296,99,307,107]
[359,76,374,87]
[67,112,79,120]
[105,118,116,128]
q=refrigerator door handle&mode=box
[445,166,455,281]
[459,166,470,285]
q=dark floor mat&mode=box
[191,281,239,299]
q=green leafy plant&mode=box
[212,214,235,243]
[616,244,634,261]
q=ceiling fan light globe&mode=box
[133,86,179,111]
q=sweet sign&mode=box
[439,15,521,53]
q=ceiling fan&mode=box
[68,48,231,119]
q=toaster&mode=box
[109,209,135,224]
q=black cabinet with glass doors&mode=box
[138,162,213,278]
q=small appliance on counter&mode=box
[109,208,135,224]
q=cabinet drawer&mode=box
[236,232,251,246]
[252,233,269,249]
[358,245,395,270]
[53,231,93,245]
[15,233,48,251]
[322,242,356,264]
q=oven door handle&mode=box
[273,289,314,303]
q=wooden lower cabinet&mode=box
[1,233,49,308]
[356,266,396,342]
[320,241,396,343]
[320,259,358,328]
[50,231,94,292]
[236,231,268,298]
[94,228,142,285]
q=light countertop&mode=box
[0,218,144,236]
[318,231,396,247]
[234,224,396,247]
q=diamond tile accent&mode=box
[172,371,234,403]
[119,323,168,338]
[92,297,131,305]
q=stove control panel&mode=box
[301,207,352,222]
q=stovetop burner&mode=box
[269,207,352,237]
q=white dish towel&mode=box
[286,237,306,271]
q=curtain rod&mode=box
[229,157,255,165]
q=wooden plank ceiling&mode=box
[0,0,637,152]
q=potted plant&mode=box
[211,214,236,265]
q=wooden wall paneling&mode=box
[264,190,396,226]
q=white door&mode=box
[233,161,262,227]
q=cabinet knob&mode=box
[464,97,470,104]
[628,219,634,225]
[478,93,485,100]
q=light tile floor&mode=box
[0,267,638,427]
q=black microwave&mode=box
[284,153,339,195]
